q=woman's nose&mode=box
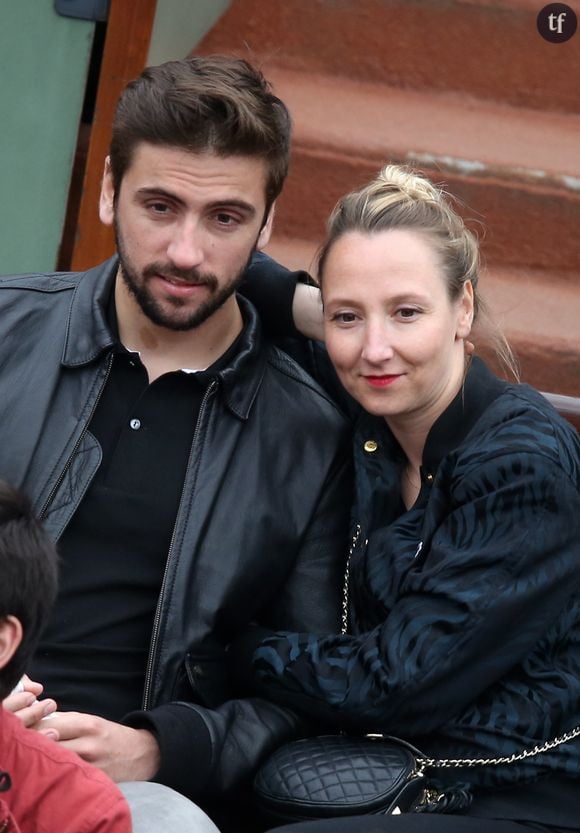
[361,323,394,364]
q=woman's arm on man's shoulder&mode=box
[241,251,323,341]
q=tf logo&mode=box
[537,3,578,42]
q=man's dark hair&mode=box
[0,481,58,699]
[109,55,292,216]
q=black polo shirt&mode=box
[32,323,243,721]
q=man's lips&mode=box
[364,374,402,388]
[157,274,206,287]
[154,273,211,296]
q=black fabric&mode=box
[241,251,306,341]
[0,258,352,800]
[0,258,351,802]
[32,351,200,719]
[32,326,245,720]
[269,816,572,833]
[212,255,580,825]
[466,778,580,828]
[248,361,580,824]
[241,253,362,416]
[125,702,214,797]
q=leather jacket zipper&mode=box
[39,354,114,524]
[142,379,218,711]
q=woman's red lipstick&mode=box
[364,374,401,388]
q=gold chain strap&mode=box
[341,523,362,635]
[343,524,580,770]
[418,724,580,771]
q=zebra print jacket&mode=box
[248,357,580,815]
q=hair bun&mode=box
[377,165,442,204]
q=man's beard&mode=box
[114,219,250,332]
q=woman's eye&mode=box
[332,312,358,324]
[397,307,419,320]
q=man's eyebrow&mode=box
[135,187,182,202]
[207,199,257,217]
[135,188,257,216]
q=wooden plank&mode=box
[70,0,158,271]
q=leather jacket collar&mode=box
[62,256,268,420]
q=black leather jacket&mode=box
[0,258,351,802]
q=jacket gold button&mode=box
[426,472,433,482]
[363,440,378,453]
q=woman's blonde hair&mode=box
[317,165,518,380]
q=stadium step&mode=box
[198,0,580,113]
[196,0,580,393]
[262,66,580,274]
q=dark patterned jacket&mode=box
[249,357,580,822]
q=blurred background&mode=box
[1,0,579,398]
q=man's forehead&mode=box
[129,143,267,181]
[119,142,269,205]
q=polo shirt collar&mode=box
[62,257,267,420]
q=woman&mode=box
[239,165,580,832]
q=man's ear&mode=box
[456,279,474,339]
[0,616,22,673]
[257,203,275,251]
[99,157,115,227]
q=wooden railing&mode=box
[542,392,580,432]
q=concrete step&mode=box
[264,236,580,397]
[262,67,580,274]
[198,0,580,114]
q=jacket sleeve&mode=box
[241,253,357,414]
[245,448,580,736]
[239,251,306,340]
[85,787,133,833]
[124,450,352,801]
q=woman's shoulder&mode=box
[464,379,580,476]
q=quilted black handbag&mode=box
[254,734,431,823]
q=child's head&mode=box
[0,481,58,699]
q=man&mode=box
[0,480,132,832]
[0,56,350,828]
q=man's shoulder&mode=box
[0,270,79,294]
[264,343,347,423]
[0,272,80,345]
[0,259,116,298]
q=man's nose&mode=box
[166,219,205,269]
